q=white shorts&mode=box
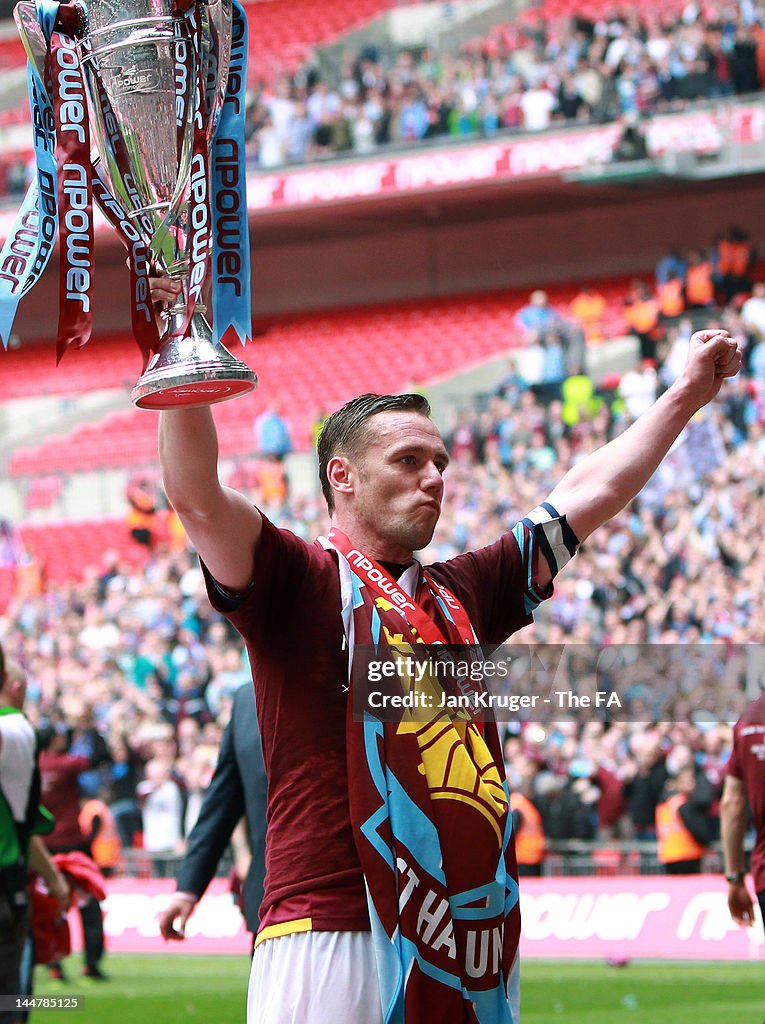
[247,930,384,1024]
[247,931,521,1024]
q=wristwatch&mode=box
[725,872,746,884]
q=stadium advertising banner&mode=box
[71,876,763,959]
[1,101,764,243]
[244,102,759,210]
[518,876,763,961]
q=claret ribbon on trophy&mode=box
[0,0,251,365]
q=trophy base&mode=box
[131,312,257,410]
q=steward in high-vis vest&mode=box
[79,799,121,875]
[510,791,546,877]
[684,251,715,308]
[656,767,710,875]
[715,227,755,303]
[658,274,685,320]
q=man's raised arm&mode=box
[159,407,263,591]
[536,329,741,589]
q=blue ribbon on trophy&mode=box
[210,0,251,348]
[0,0,59,350]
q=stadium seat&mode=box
[4,278,638,474]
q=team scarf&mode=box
[324,528,520,1024]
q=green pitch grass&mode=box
[32,956,763,1023]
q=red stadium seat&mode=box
[3,276,638,474]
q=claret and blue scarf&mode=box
[325,528,521,1024]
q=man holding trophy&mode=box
[155,318,741,1024]
[3,2,746,1021]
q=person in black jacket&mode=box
[158,682,266,943]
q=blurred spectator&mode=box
[6,158,29,196]
[623,733,667,841]
[0,519,25,567]
[656,766,712,874]
[623,280,661,361]
[510,760,546,877]
[38,726,107,981]
[125,476,158,550]
[255,115,286,168]
[535,767,599,842]
[538,333,566,405]
[69,707,111,799]
[714,225,756,304]
[78,798,121,877]
[684,249,715,309]
[740,281,765,339]
[515,290,560,336]
[105,735,143,848]
[136,758,184,866]
[618,358,659,420]
[520,82,556,131]
[253,405,292,461]
[612,114,649,161]
[569,286,606,345]
[655,248,687,288]
[657,271,685,322]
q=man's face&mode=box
[344,411,449,559]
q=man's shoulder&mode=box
[260,513,332,561]
[0,712,34,737]
[736,694,765,729]
[0,712,36,756]
[204,516,338,619]
[427,532,522,583]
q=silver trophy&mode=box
[15,0,257,409]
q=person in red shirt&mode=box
[721,694,765,928]
[38,726,107,982]
[153,272,741,1024]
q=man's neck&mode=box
[331,518,413,565]
[378,559,413,581]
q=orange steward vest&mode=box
[658,279,684,317]
[79,799,121,868]
[510,792,546,865]
[624,299,659,334]
[655,794,705,864]
[718,240,751,276]
[685,263,714,306]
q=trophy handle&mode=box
[14,2,47,80]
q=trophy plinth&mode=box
[131,308,257,409]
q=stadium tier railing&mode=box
[116,839,730,880]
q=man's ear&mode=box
[326,455,355,501]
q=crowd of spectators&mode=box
[2,199,765,872]
[3,0,765,195]
[1,262,764,874]
[245,0,765,167]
